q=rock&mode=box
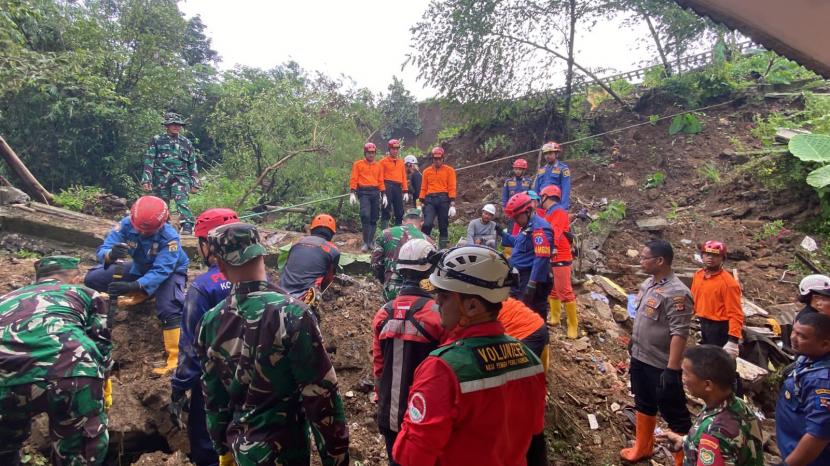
[612,304,629,323]
[625,249,639,258]
[680,239,693,246]
[636,217,668,231]
[621,176,638,188]
[801,236,819,252]
[726,246,752,261]
[0,186,30,205]
[588,275,628,303]
[592,299,614,321]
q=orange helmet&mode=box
[364,142,377,153]
[311,214,336,233]
[431,147,445,158]
[130,196,169,235]
[541,141,561,153]
[512,158,528,169]
[388,139,401,149]
[504,192,534,219]
[540,185,562,201]
[702,240,726,256]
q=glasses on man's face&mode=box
[640,255,658,262]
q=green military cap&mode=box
[162,112,187,126]
[208,223,267,266]
[404,208,423,219]
[34,255,80,278]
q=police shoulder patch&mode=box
[168,241,178,252]
[563,168,571,177]
[672,295,686,311]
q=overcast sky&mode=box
[180,0,655,99]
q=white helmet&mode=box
[482,204,496,216]
[397,238,437,272]
[429,246,517,303]
[799,274,830,297]
[404,155,418,165]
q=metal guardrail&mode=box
[550,40,759,96]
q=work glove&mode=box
[170,389,189,430]
[494,224,504,235]
[522,283,537,307]
[219,452,236,466]
[659,368,683,391]
[349,192,357,206]
[381,194,388,208]
[107,242,130,263]
[403,192,410,202]
[448,203,457,218]
[103,378,112,411]
[107,281,141,297]
[723,340,740,358]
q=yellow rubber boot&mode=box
[565,301,579,339]
[547,298,561,325]
[503,246,512,260]
[620,412,656,462]
[152,328,180,376]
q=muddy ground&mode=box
[5,90,816,464]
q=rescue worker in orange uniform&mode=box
[690,241,743,357]
[380,139,409,229]
[392,246,547,466]
[539,185,578,338]
[418,147,457,248]
[350,143,387,251]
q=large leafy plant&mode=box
[789,134,830,188]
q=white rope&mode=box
[239,99,736,219]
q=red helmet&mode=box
[130,196,169,235]
[702,240,727,256]
[504,192,534,219]
[388,139,401,149]
[541,141,561,153]
[540,185,562,200]
[364,142,377,153]
[194,208,240,239]
[310,214,336,233]
[431,147,445,158]
[512,158,528,169]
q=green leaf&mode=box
[806,165,830,188]
[684,114,703,134]
[668,115,685,135]
[789,134,830,162]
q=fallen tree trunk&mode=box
[0,136,53,204]
[235,146,327,210]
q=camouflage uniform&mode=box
[195,224,349,466]
[371,221,433,302]
[141,113,199,230]
[682,394,764,466]
[0,256,111,465]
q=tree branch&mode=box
[235,146,328,210]
[493,32,629,108]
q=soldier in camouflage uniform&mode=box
[662,345,764,466]
[0,256,112,465]
[195,223,350,466]
[142,112,200,235]
[371,208,434,302]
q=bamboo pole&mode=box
[0,135,53,204]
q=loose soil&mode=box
[6,89,813,464]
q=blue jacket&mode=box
[171,264,231,392]
[776,353,830,465]
[501,176,533,205]
[533,161,571,210]
[500,214,552,283]
[96,217,189,295]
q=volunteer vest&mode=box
[432,334,542,393]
